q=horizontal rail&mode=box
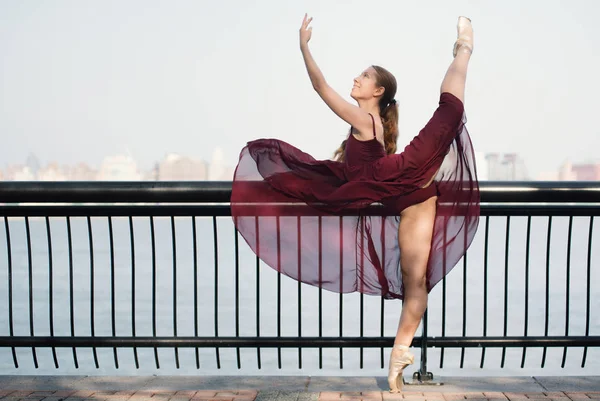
[2,336,599,348]
[1,204,600,217]
[1,181,600,204]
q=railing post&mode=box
[412,309,434,383]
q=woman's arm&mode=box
[299,14,373,135]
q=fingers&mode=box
[301,13,313,29]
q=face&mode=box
[351,67,384,101]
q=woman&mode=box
[231,15,479,392]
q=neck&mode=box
[357,99,380,117]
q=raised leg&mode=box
[387,16,473,393]
[441,16,473,103]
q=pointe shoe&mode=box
[387,344,415,393]
[453,16,473,57]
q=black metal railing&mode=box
[0,181,599,376]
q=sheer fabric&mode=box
[231,92,479,299]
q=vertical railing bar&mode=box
[339,217,344,369]
[87,216,99,368]
[234,223,241,369]
[380,296,385,369]
[276,215,282,369]
[380,218,386,369]
[541,216,552,368]
[193,216,200,369]
[460,227,468,368]
[318,216,323,369]
[108,216,118,369]
[480,216,489,368]
[419,309,429,379]
[297,216,302,369]
[4,217,18,368]
[582,216,593,368]
[171,216,180,369]
[255,217,261,369]
[25,217,39,368]
[360,295,364,369]
[213,215,221,369]
[129,216,139,369]
[440,217,447,369]
[150,216,160,369]
[561,216,573,368]
[45,216,59,368]
[359,218,365,369]
[521,216,531,368]
[501,216,510,368]
[66,217,78,368]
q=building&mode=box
[25,153,41,178]
[157,154,208,181]
[537,171,560,181]
[6,165,36,181]
[38,163,68,181]
[208,147,234,181]
[68,163,98,181]
[571,164,600,181]
[143,163,159,181]
[559,160,600,181]
[484,152,529,181]
[217,166,235,181]
[97,154,142,181]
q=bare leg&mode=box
[394,196,437,346]
[387,196,437,393]
[441,17,473,103]
[440,50,471,103]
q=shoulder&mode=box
[353,114,384,141]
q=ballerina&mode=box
[230,14,478,393]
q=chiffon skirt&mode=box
[231,92,480,299]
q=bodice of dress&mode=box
[344,133,386,167]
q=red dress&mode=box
[231,92,479,299]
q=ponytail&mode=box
[333,138,348,162]
[380,102,398,155]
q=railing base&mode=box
[407,371,443,386]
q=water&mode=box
[0,215,599,376]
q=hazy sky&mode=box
[1,0,599,178]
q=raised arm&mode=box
[299,14,374,135]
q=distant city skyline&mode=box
[2,147,600,181]
[1,147,234,181]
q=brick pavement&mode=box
[0,389,258,400]
[317,392,600,401]
[0,390,599,401]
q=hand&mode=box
[299,13,313,48]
